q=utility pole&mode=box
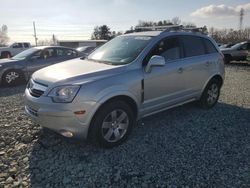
[33,21,38,46]
[52,34,56,45]
[239,8,244,30]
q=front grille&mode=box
[29,88,44,97]
[27,79,47,98]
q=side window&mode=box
[181,36,206,57]
[65,49,77,56]
[145,37,181,63]
[12,43,23,48]
[32,49,56,60]
[23,43,29,48]
[57,49,78,57]
[56,49,65,57]
[203,39,217,54]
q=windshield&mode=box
[88,35,152,65]
[231,43,244,49]
[11,48,39,60]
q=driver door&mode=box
[142,36,188,115]
[26,48,57,76]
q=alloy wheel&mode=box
[5,71,19,84]
[207,83,219,105]
[101,109,129,143]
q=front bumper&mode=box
[24,88,99,139]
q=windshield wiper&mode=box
[87,58,114,65]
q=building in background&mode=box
[58,40,107,48]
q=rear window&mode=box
[203,39,217,54]
[181,36,206,57]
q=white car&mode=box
[0,42,31,59]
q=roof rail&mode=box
[134,25,208,34]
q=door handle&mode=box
[205,61,210,66]
[177,67,184,73]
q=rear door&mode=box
[53,48,79,63]
[26,48,58,75]
[179,35,217,95]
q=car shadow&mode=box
[226,61,250,67]
[29,102,250,187]
[0,84,26,97]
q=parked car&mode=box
[76,46,96,58]
[219,43,236,49]
[221,41,250,64]
[24,28,225,148]
[0,42,31,59]
[0,46,79,86]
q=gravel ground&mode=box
[0,63,250,188]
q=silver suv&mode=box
[24,27,225,148]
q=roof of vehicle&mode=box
[124,25,208,37]
[33,46,76,50]
[124,31,208,38]
[125,31,162,37]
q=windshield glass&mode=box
[88,35,152,65]
[231,43,244,49]
[11,48,39,60]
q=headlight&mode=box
[48,85,80,103]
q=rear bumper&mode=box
[24,88,99,139]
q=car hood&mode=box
[0,58,20,65]
[32,58,127,86]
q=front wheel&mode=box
[2,70,24,86]
[89,100,135,148]
[199,79,221,109]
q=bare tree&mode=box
[208,27,250,44]
[171,17,181,25]
[0,25,9,47]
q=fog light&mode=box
[59,130,73,138]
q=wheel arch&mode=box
[87,94,139,139]
[201,74,224,97]
[0,51,11,57]
[1,68,25,83]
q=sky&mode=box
[0,0,249,44]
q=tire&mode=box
[198,79,221,109]
[2,70,24,86]
[89,100,135,148]
[1,51,11,59]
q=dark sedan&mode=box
[0,46,79,86]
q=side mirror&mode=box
[145,55,165,73]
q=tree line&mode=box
[0,19,249,46]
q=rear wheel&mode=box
[199,79,221,109]
[89,100,135,148]
[2,70,24,86]
[1,51,11,59]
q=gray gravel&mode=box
[0,63,250,188]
